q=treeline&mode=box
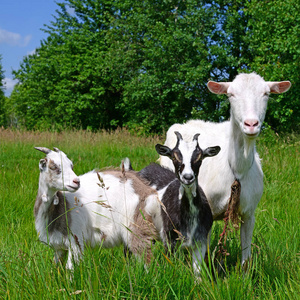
[1,0,299,134]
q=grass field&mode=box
[0,128,299,299]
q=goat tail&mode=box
[121,157,133,172]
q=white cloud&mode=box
[27,49,36,56]
[2,78,18,96]
[0,28,32,47]
[23,35,32,47]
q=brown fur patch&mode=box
[34,191,71,236]
[48,191,71,236]
[102,169,159,262]
[129,208,158,263]
[218,179,241,257]
[102,169,156,200]
[130,172,159,263]
[34,193,43,217]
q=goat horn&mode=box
[193,133,200,141]
[174,131,183,141]
[35,147,51,154]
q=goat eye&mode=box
[173,152,182,163]
[192,149,203,163]
[194,153,202,162]
[49,163,58,171]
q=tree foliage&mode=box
[11,0,216,133]
[245,0,300,131]
[0,55,6,126]
[9,0,300,133]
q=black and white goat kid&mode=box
[138,131,220,275]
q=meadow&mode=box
[0,128,299,299]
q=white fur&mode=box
[69,171,149,248]
[35,194,94,269]
[177,138,198,185]
[160,73,291,265]
[62,170,160,266]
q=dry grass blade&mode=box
[173,229,185,242]
[93,201,112,210]
[97,172,106,188]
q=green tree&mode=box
[12,1,120,130]
[11,0,300,133]
[245,0,300,132]
[197,0,299,132]
[106,1,217,133]
[208,1,251,79]
[192,1,253,122]
[12,0,217,133]
[0,55,6,126]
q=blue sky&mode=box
[0,0,60,96]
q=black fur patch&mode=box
[138,163,177,190]
[138,163,213,250]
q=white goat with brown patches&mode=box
[68,169,159,263]
[160,73,291,267]
[34,147,83,270]
[35,147,159,269]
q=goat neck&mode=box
[179,180,197,201]
[34,174,60,219]
[38,175,57,203]
[228,118,256,180]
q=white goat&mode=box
[137,131,220,275]
[35,147,159,269]
[34,147,83,269]
[160,73,291,266]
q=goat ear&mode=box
[203,146,221,159]
[268,81,291,94]
[207,81,230,94]
[53,147,60,152]
[39,158,47,171]
[155,144,172,157]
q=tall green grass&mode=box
[0,128,299,299]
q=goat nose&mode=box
[183,174,194,181]
[73,178,80,186]
[244,119,259,128]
